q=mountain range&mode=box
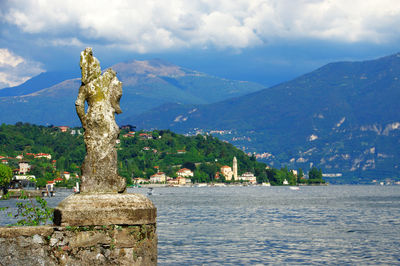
[1,53,399,183]
[130,53,400,183]
[0,59,263,125]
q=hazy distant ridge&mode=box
[0,59,264,126]
[131,53,400,181]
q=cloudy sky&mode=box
[1,0,400,89]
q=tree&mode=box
[0,164,12,187]
[35,178,47,188]
[182,162,196,172]
[193,170,208,183]
[298,168,304,179]
[199,163,218,182]
[308,167,324,184]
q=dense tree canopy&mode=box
[0,123,324,186]
[308,167,324,184]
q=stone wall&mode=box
[0,224,157,265]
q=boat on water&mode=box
[147,188,154,195]
[73,181,80,193]
[289,186,300,191]
[262,182,271,186]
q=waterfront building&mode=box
[11,175,36,189]
[221,165,233,181]
[63,171,71,180]
[177,168,194,178]
[177,176,187,185]
[221,157,240,181]
[134,178,148,184]
[238,172,257,184]
[150,172,167,183]
[167,179,179,185]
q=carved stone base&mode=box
[54,193,156,227]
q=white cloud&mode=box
[2,0,400,53]
[0,48,24,68]
[0,48,44,88]
[50,38,84,47]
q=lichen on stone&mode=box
[75,48,126,193]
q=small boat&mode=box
[147,188,153,195]
[289,186,300,191]
[73,181,80,193]
[262,182,271,187]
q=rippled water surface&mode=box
[147,185,400,265]
[1,185,400,265]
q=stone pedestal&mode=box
[48,193,157,265]
[54,193,156,226]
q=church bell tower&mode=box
[233,156,238,181]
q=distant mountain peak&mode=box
[112,59,193,78]
[0,57,264,129]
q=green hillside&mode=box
[0,123,320,186]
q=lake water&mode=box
[1,185,400,265]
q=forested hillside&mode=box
[0,123,316,186]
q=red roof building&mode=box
[54,177,64,183]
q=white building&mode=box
[13,175,36,181]
[238,172,257,184]
[134,178,148,184]
[34,153,52,159]
[18,161,31,175]
[176,168,194,178]
[63,171,71,180]
[220,165,233,181]
[177,176,189,185]
[150,172,166,183]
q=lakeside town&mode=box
[1,124,399,196]
[0,124,331,196]
[1,149,294,191]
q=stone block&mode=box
[54,193,157,226]
[69,231,112,248]
[0,226,53,238]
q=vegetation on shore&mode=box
[0,123,324,186]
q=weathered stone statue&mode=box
[75,47,126,193]
[0,48,157,265]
